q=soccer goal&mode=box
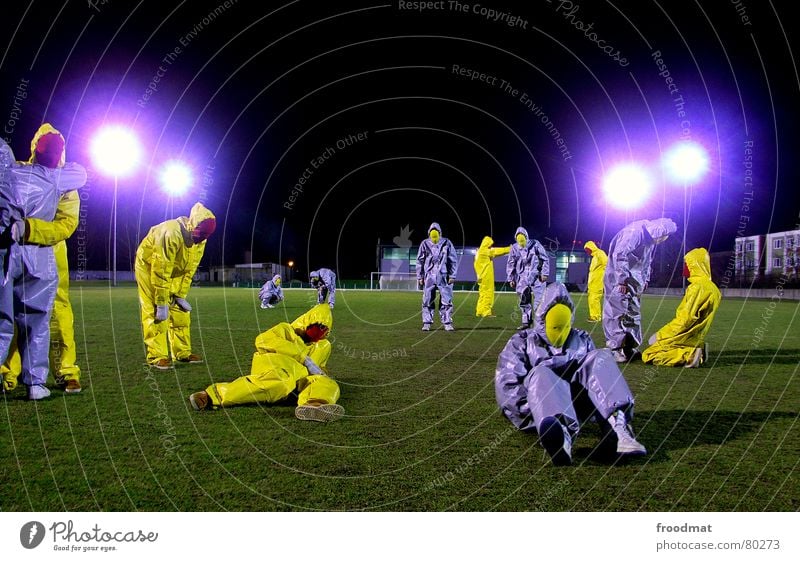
[369,272,419,290]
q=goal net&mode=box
[369,272,419,290]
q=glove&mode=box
[648,333,658,346]
[303,356,323,375]
[10,220,26,243]
[418,279,423,288]
[329,302,334,310]
[509,281,516,289]
[172,296,192,312]
[447,276,454,285]
[539,275,548,283]
[616,284,628,294]
[155,305,169,323]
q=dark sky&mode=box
[2,0,798,278]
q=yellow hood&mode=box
[583,240,599,255]
[685,247,712,283]
[480,236,494,250]
[188,202,215,229]
[28,123,66,167]
[290,303,333,334]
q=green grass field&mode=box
[1,286,798,512]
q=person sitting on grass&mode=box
[642,247,721,368]
[495,282,646,466]
[258,274,284,309]
[188,303,344,422]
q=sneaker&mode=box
[702,342,708,363]
[27,384,51,400]
[260,302,268,309]
[421,324,431,332]
[610,410,647,456]
[189,391,211,411]
[685,347,703,368]
[517,323,531,331]
[538,416,572,466]
[152,358,173,370]
[64,379,82,394]
[627,349,642,362]
[444,324,455,332]
[295,403,345,422]
[611,349,627,363]
[178,354,203,364]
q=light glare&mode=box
[160,161,192,196]
[90,127,140,177]
[603,164,651,210]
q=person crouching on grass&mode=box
[189,303,344,422]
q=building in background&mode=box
[735,229,800,281]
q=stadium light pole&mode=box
[90,127,141,286]
[159,161,193,218]
[664,142,708,289]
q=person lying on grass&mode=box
[189,303,344,422]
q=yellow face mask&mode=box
[516,233,527,248]
[545,303,572,348]
[430,230,440,243]
[275,278,281,286]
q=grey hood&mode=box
[643,218,677,242]
[428,222,442,235]
[533,282,575,345]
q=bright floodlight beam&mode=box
[602,164,652,210]
[160,161,193,196]
[90,127,141,177]
[664,141,708,183]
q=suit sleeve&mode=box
[416,242,427,281]
[53,163,87,193]
[536,241,550,277]
[150,227,183,306]
[506,247,518,283]
[254,323,311,362]
[25,190,80,246]
[446,240,458,277]
[612,234,639,286]
[172,241,205,298]
[489,245,511,258]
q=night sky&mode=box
[1,0,797,279]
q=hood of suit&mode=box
[584,240,599,255]
[684,247,712,283]
[290,303,333,334]
[533,282,575,346]
[642,218,677,243]
[29,123,66,167]
[479,236,494,250]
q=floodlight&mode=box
[160,161,192,196]
[90,127,141,177]
[602,164,652,210]
[664,141,708,184]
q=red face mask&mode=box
[305,324,328,342]
[191,218,217,243]
[683,263,691,278]
[35,133,64,168]
[584,247,593,256]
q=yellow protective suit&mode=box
[205,304,340,407]
[474,236,510,317]
[134,203,214,364]
[642,248,721,366]
[584,241,608,322]
[1,125,80,391]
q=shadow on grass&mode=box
[569,409,797,465]
[710,349,800,366]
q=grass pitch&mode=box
[1,286,798,511]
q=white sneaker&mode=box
[421,324,431,331]
[648,333,658,346]
[27,384,51,401]
[685,347,703,368]
[444,324,455,332]
[295,403,345,422]
[611,410,647,456]
[538,416,572,466]
[611,349,627,363]
[260,302,268,309]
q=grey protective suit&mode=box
[0,138,86,386]
[506,227,550,326]
[495,282,637,440]
[259,275,284,305]
[416,222,458,326]
[602,218,677,351]
[310,268,336,308]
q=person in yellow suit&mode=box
[642,248,721,368]
[474,236,510,317]
[583,241,608,323]
[1,124,82,394]
[188,303,344,422]
[135,202,216,369]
